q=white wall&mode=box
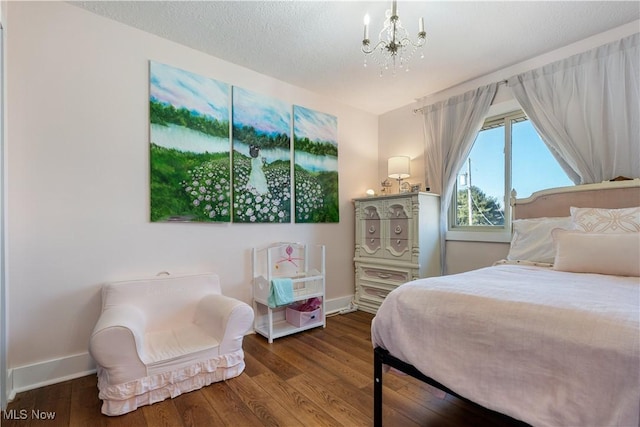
[379,20,640,273]
[4,1,378,394]
[0,0,6,410]
[378,104,425,193]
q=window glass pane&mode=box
[455,126,505,226]
[512,120,573,199]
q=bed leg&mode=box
[374,347,383,427]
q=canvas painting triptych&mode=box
[149,61,339,224]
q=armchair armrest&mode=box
[194,294,254,354]
[89,305,147,385]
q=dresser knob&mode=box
[394,225,402,234]
[368,226,376,233]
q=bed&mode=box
[371,179,640,427]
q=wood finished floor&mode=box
[3,311,529,427]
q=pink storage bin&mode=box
[286,306,321,327]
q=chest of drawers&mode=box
[353,192,440,314]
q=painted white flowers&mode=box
[182,160,231,221]
[182,157,324,223]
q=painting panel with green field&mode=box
[293,105,339,223]
[232,87,292,223]
[149,61,231,222]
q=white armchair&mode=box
[89,273,254,416]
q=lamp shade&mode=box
[388,156,410,179]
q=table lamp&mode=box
[388,156,410,192]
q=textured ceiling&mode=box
[70,1,640,115]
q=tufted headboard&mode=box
[511,179,640,220]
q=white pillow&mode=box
[570,206,640,233]
[507,216,573,264]
[552,230,640,277]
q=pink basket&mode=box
[285,307,321,327]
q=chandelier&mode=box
[361,0,426,76]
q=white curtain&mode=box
[508,33,640,184]
[421,83,498,274]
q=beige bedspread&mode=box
[371,264,640,427]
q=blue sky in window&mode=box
[463,121,573,207]
[512,121,573,198]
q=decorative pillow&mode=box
[507,216,573,263]
[552,230,640,277]
[570,206,640,233]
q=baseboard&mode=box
[6,294,356,398]
[5,368,12,405]
[324,294,355,315]
[8,352,96,400]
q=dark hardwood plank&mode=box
[287,373,373,427]
[2,389,37,427]
[319,314,371,338]
[252,371,342,427]
[3,311,529,427]
[24,380,71,427]
[307,328,372,362]
[201,381,264,427]
[104,410,147,426]
[172,386,225,427]
[285,334,372,389]
[296,332,373,377]
[253,333,343,384]
[242,348,272,378]
[374,380,463,426]
[69,375,108,427]
[141,399,184,427]
[241,334,303,381]
[327,311,373,334]
[224,371,302,426]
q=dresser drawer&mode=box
[357,281,396,305]
[358,264,412,284]
[386,236,409,258]
[358,205,383,256]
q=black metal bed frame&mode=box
[373,346,472,427]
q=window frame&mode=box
[446,110,527,243]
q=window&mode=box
[449,110,572,240]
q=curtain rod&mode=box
[413,79,508,114]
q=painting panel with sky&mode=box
[293,106,339,223]
[149,61,231,222]
[232,87,291,223]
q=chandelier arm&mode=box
[362,40,388,55]
[396,36,426,49]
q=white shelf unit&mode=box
[252,242,326,343]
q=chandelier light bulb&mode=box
[363,14,370,41]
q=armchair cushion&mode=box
[89,273,254,416]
